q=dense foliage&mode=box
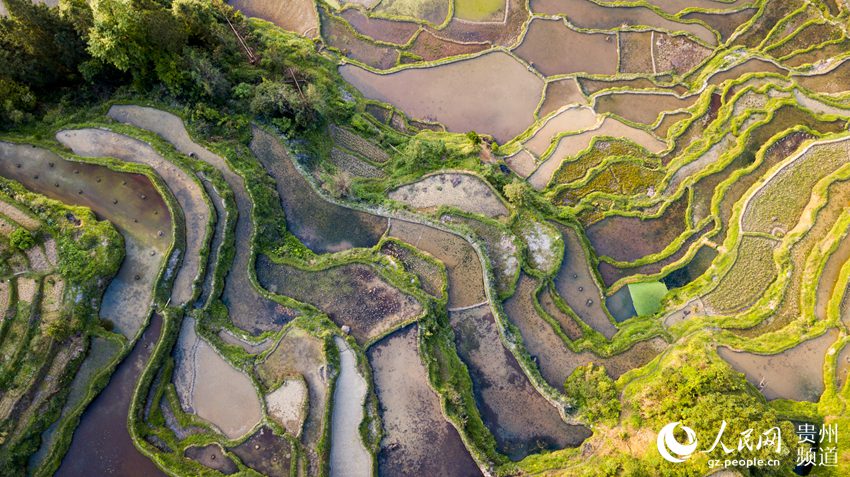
[564,363,620,425]
[0,0,344,137]
[628,342,800,472]
[8,227,35,250]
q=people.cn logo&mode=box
[657,422,699,463]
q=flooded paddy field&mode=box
[514,18,617,76]
[598,222,713,287]
[594,92,694,126]
[586,194,689,263]
[329,337,371,477]
[389,219,485,308]
[251,127,387,253]
[57,128,211,306]
[230,426,293,477]
[553,223,618,338]
[683,9,757,41]
[795,60,850,95]
[229,0,318,37]
[605,286,637,323]
[0,142,170,338]
[538,285,583,341]
[184,444,237,474]
[369,325,481,476]
[659,244,718,290]
[450,304,591,460]
[407,30,490,62]
[321,8,398,70]
[442,213,519,296]
[524,106,599,157]
[172,317,262,439]
[617,31,654,74]
[506,275,665,386]
[380,240,445,299]
[389,172,508,218]
[340,52,544,143]
[56,315,166,477]
[531,0,717,45]
[256,326,327,474]
[340,8,418,44]
[539,78,586,118]
[505,150,537,178]
[256,255,422,343]
[108,105,296,334]
[718,330,839,402]
[815,230,850,321]
[707,58,787,87]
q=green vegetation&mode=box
[8,227,34,250]
[3,0,850,475]
[627,281,668,317]
[454,0,503,21]
[564,363,619,425]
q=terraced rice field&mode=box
[450,304,591,460]
[10,0,850,475]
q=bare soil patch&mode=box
[389,173,508,218]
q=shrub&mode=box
[564,363,620,425]
[9,227,35,251]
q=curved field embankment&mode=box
[107,105,295,334]
[56,128,209,307]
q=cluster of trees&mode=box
[0,0,344,135]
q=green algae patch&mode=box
[454,0,504,21]
[627,281,668,317]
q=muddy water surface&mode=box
[251,127,387,253]
[56,316,166,476]
[172,317,262,439]
[340,52,544,143]
[450,304,590,460]
[718,330,839,402]
[369,325,481,476]
[0,142,170,338]
[329,337,371,477]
